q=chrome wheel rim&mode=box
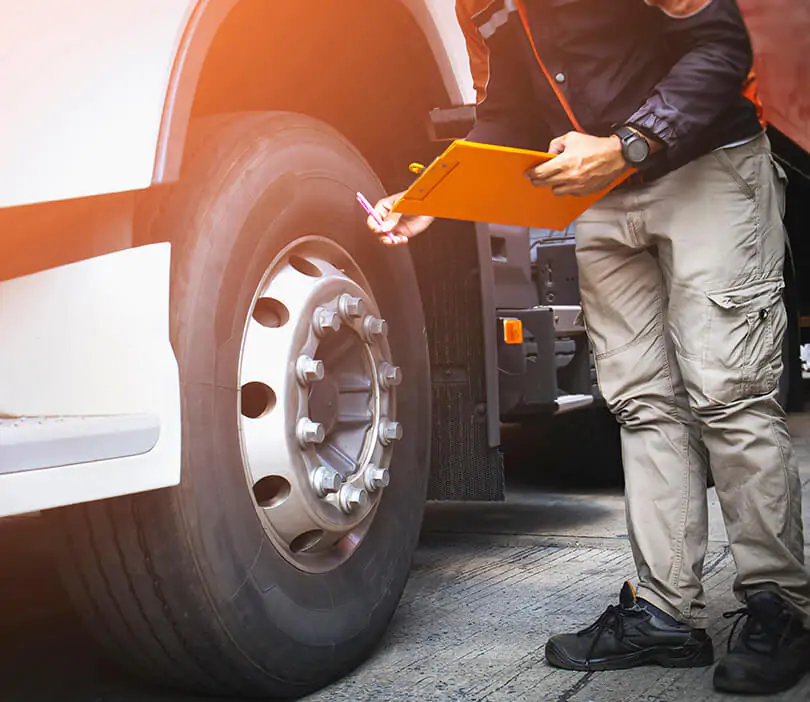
[237,237,402,573]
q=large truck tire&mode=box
[46,112,431,698]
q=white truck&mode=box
[1,1,808,698]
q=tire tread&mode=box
[46,111,427,698]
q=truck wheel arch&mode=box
[154,0,473,190]
[152,0,239,184]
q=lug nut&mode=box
[364,466,391,492]
[296,355,325,385]
[311,466,342,497]
[338,294,365,321]
[363,316,388,342]
[379,420,403,445]
[338,484,370,514]
[379,363,403,389]
[297,418,325,447]
[314,308,341,337]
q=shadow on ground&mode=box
[0,412,625,701]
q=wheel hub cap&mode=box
[237,238,402,572]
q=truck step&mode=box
[555,394,595,414]
[0,414,159,474]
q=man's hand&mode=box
[366,192,435,246]
[526,132,630,197]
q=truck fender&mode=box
[0,0,473,211]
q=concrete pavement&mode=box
[307,413,810,701]
[1,415,810,701]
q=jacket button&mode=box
[555,72,566,84]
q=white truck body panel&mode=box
[0,0,473,211]
[0,0,196,209]
[0,244,181,516]
[0,0,472,511]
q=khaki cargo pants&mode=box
[576,133,810,628]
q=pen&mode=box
[356,192,397,243]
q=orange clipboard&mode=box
[392,140,631,231]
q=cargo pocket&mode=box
[703,279,786,404]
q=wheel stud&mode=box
[338,484,370,514]
[379,420,403,445]
[364,465,390,492]
[311,466,342,497]
[314,308,341,337]
[296,355,325,385]
[338,294,365,321]
[379,362,402,389]
[297,418,325,447]
[363,316,388,342]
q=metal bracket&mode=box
[550,305,586,336]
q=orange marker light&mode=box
[502,318,524,345]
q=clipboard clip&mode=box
[405,159,460,202]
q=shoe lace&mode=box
[723,605,795,654]
[579,604,626,663]
[722,607,749,653]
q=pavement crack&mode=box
[555,671,595,701]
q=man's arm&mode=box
[626,0,755,159]
[527,0,754,195]
[366,3,547,245]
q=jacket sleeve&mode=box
[456,3,490,104]
[457,9,549,149]
[626,0,754,159]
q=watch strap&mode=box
[613,125,638,144]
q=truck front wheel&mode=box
[48,113,431,698]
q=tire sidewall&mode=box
[153,114,431,683]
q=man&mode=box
[367,0,810,695]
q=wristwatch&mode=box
[612,126,651,167]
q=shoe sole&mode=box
[545,639,714,672]
[713,668,808,695]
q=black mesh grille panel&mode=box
[409,219,504,501]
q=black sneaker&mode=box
[713,591,810,695]
[545,581,714,671]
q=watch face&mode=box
[627,137,650,164]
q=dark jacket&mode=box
[458,0,763,180]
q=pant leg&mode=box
[576,190,711,627]
[643,133,810,626]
